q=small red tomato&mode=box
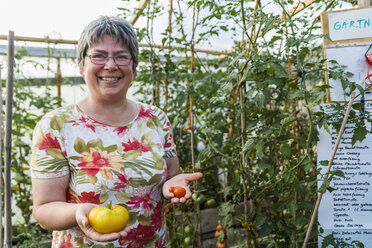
[170,186,186,198]
[217,242,225,248]
[216,224,222,231]
[214,230,219,238]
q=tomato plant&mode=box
[88,201,129,234]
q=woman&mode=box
[31,15,202,247]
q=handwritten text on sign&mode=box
[317,103,372,247]
[328,8,372,41]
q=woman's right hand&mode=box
[75,203,130,242]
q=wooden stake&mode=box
[4,30,15,248]
[127,0,149,25]
[302,92,356,248]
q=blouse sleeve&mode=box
[30,116,69,179]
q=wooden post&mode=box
[4,30,14,248]
[358,0,372,7]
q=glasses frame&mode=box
[86,53,132,66]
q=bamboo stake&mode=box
[127,0,149,25]
[4,30,15,248]
[302,92,356,248]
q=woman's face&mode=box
[80,35,137,102]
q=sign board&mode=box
[318,103,372,246]
[328,8,372,41]
[319,6,372,247]
[321,6,372,102]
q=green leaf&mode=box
[255,93,265,110]
[45,148,66,160]
[74,137,88,154]
[122,150,141,160]
[87,138,104,150]
[243,139,255,154]
[352,126,367,145]
[280,116,296,127]
[115,192,131,203]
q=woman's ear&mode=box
[79,64,85,78]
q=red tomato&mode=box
[217,242,225,248]
[169,186,186,198]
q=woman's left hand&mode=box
[162,172,203,204]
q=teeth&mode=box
[101,77,119,81]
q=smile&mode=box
[99,77,122,81]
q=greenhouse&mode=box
[1,0,372,247]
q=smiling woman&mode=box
[30,15,202,248]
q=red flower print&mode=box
[37,133,61,151]
[66,189,78,203]
[77,148,122,179]
[78,191,102,204]
[136,105,154,121]
[68,116,97,132]
[118,224,155,247]
[114,126,129,136]
[126,186,157,215]
[58,233,75,248]
[114,173,131,190]
[155,239,166,248]
[151,202,164,231]
[122,138,150,155]
[164,133,174,148]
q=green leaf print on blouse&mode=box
[73,137,122,180]
[49,107,73,131]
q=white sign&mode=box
[325,45,372,102]
[328,8,372,41]
[318,103,372,247]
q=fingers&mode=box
[184,172,203,182]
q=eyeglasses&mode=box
[86,53,132,66]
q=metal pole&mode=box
[56,58,62,107]
[4,30,14,248]
[0,65,3,247]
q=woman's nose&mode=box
[104,56,118,70]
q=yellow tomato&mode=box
[88,201,129,234]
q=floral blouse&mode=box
[30,102,177,248]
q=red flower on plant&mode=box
[114,173,131,190]
[135,105,154,121]
[114,126,130,136]
[78,191,102,204]
[68,115,97,132]
[118,224,155,247]
[122,138,150,155]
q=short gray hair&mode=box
[77,16,139,71]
